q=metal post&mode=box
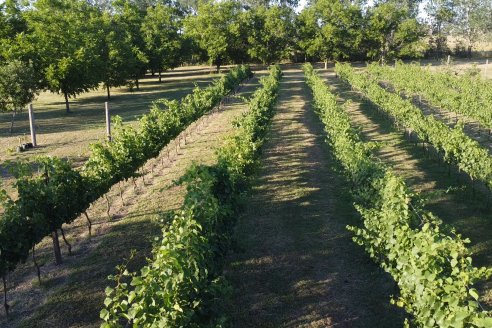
[28,104,37,147]
[105,102,111,142]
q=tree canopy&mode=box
[0,0,491,113]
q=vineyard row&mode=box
[0,65,253,315]
[366,62,492,131]
[304,63,492,327]
[335,63,492,196]
[100,65,283,327]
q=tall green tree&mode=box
[300,0,364,68]
[244,5,295,64]
[452,0,492,58]
[425,0,455,59]
[0,60,39,132]
[141,3,183,82]
[295,5,318,62]
[112,0,149,90]
[25,0,103,113]
[185,0,243,72]
[364,2,427,63]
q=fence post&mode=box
[105,102,111,142]
[28,104,37,147]
[447,55,451,65]
[486,59,489,77]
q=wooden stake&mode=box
[28,104,37,147]
[105,102,111,142]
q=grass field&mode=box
[0,66,222,163]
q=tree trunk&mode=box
[216,63,221,73]
[64,92,70,113]
[51,230,63,265]
[9,109,17,134]
[158,69,162,83]
[468,45,472,59]
[84,211,92,236]
[32,246,41,284]
[324,60,328,70]
[2,276,8,316]
[135,77,139,90]
[106,84,111,100]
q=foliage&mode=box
[336,62,492,191]
[304,63,492,327]
[364,2,427,63]
[0,66,251,307]
[0,59,39,111]
[100,65,281,327]
[243,5,295,64]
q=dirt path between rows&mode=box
[0,74,264,328]
[224,67,404,327]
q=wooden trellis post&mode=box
[28,104,37,147]
[105,102,111,142]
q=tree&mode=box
[99,12,138,99]
[295,6,318,62]
[112,0,149,90]
[364,2,427,63]
[0,60,39,132]
[425,0,455,59]
[244,5,295,64]
[301,0,364,68]
[185,0,243,72]
[451,0,492,58]
[141,4,183,82]
[25,0,102,113]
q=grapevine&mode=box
[0,65,252,314]
[100,65,282,327]
[304,63,492,327]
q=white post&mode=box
[105,102,111,142]
[447,55,451,65]
[28,104,37,147]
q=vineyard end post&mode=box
[105,101,111,142]
[28,104,37,147]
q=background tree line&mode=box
[0,0,491,115]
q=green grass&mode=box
[0,66,221,163]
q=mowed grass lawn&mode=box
[0,65,223,164]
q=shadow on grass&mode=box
[0,75,217,137]
[226,68,405,327]
[15,210,164,328]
